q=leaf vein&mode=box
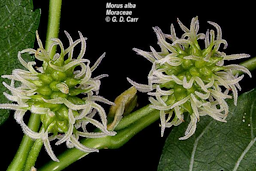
[250,99,255,139]
[0,4,18,27]
[189,121,213,171]
[232,138,256,171]
[0,20,37,57]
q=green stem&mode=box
[114,104,154,130]
[240,56,256,72]
[38,54,256,170]
[39,108,160,171]
[24,136,44,171]
[45,0,62,59]
[233,56,256,75]
[7,1,62,171]
[24,0,62,169]
[7,114,41,171]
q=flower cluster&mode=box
[0,31,116,161]
[128,17,251,139]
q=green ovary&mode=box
[161,53,218,102]
[28,62,82,134]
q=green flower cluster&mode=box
[0,16,252,162]
[128,17,251,139]
[0,31,115,161]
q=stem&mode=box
[233,56,256,75]
[24,137,44,171]
[39,108,160,171]
[23,0,62,169]
[45,0,62,59]
[240,56,256,72]
[37,54,256,170]
[7,1,62,170]
[7,114,41,171]
[114,104,154,130]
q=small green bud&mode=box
[199,67,212,76]
[177,72,185,80]
[38,74,53,84]
[57,120,69,133]
[109,86,137,118]
[65,77,80,87]
[41,114,56,129]
[37,86,52,96]
[47,121,57,133]
[174,85,187,100]
[49,81,60,91]
[56,105,69,120]
[182,59,193,69]
[189,67,200,77]
[195,60,205,68]
[51,71,67,81]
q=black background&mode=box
[1,1,256,171]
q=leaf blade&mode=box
[0,0,40,125]
[158,88,256,171]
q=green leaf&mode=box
[0,0,40,125]
[158,88,256,171]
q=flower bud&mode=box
[128,16,251,139]
[0,31,116,161]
